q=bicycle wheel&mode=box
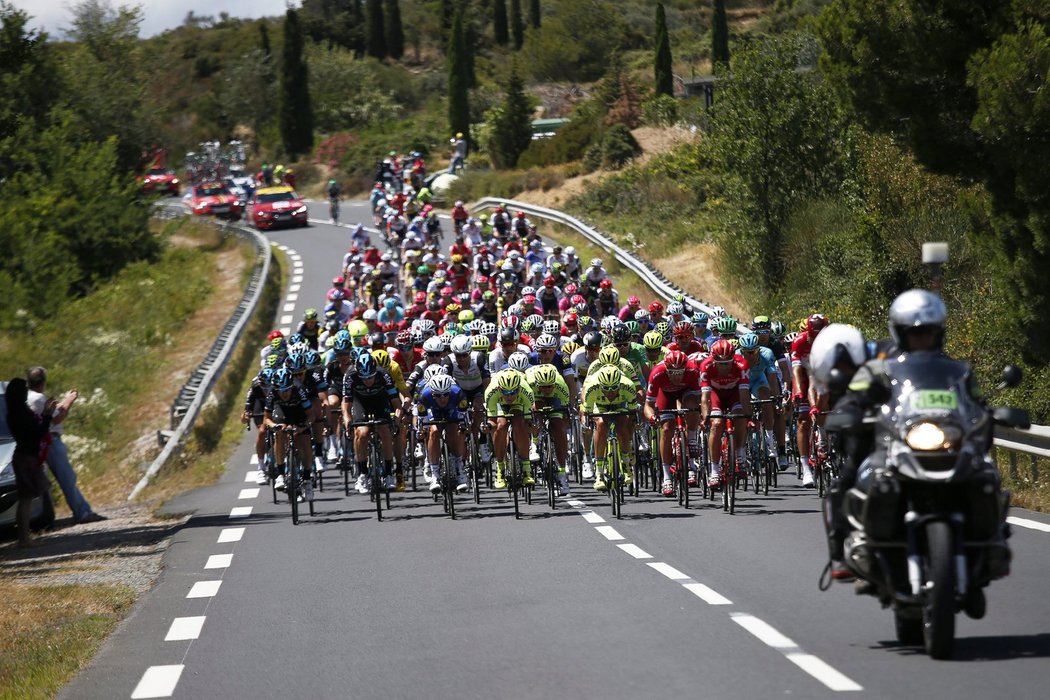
[442,441,456,520]
[511,454,521,520]
[543,435,556,509]
[677,428,690,508]
[371,436,383,522]
[342,430,352,497]
[470,434,482,505]
[609,441,622,520]
[750,431,762,495]
[289,450,300,525]
[728,433,737,515]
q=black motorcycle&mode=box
[828,355,1029,659]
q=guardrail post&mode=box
[1031,455,1039,484]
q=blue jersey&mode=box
[418,384,468,422]
[527,350,574,377]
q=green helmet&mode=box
[716,317,737,335]
[304,308,318,320]
[417,265,430,275]
[625,320,641,336]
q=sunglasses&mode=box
[500,388,520,396]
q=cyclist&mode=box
[737,332,782,466]
[342,353,400,493]
[524,363,573,497]
[416,374,469,494]
[642,330,668,366]
[442,335,491,438]
[644,350,702,496]
[581,365,638,492]
[485,369,537,490]
[297,309,321,350]
[327,179,340,223]
[791,313,829,488]
[243,368,274,485]
[668,320,705,355]
[699,339,752,490]
[263,369,316,502]
[754,316,792,469]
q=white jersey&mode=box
[570,348,595,380]
[487,344,532,373]
[442,352,488,392]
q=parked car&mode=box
[248,186,308,230]
[138,167,181,196]
[184,182,244,220]
[0,381,53,531]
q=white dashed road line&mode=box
[204,554,233,569]
[1007,515,1050,533]
[131,665,184,699]
[683,582,732,606]
[217,527,245,544]
[186,580,222,599]
[594,525,625,541]
[616,543,653,559]
[648,562,690,581]
[164,616,206,642]
[229,506,253,519]
[238,488,260,499]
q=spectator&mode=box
[5,377,55,547]
[448,132,467,174]
[26,367,106,525]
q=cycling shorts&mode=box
[652,388,701,414]
[707,388,743,418]
[350,397,392,424]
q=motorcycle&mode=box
[826,355,1029,659]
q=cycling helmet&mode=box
[655,321,672,342]
[502,315,520,330]
[590,258,603,268]
[543,320,561,335]
[409,329,425,346]
[625,320,641,337]
[423,336,445,353]
[627,295,640,307]
[771,320,786,338]
[648,301,664,314]
[395,330,412,346]
[445,302,461,314]
[526,314,544,328]
[692,311,709,325]
[471,334,491,352]
[450,335,472,355]
[459,309,475,322]
[422,364,449,384]
[414,291,426,304]
[357,353,378,378]
[285,353,306,372]
[383,298,397,310]
[564,283,578,295]
[273,368,294,391]
[710,339,736,362]
[428,374,455,395]
[664,350,688,370]
[348,320,369,338]
[634,309,650,323]
[497,371,523,392]
[332,276,345,287]
[444,323,462,337]
[673,320,694,338]
[599,279,613,290]
[508,351,531,371]
[305,350,323,370]
[327,288,345,302]
[520,319,536,334]
[806,313,829,335]
[738,333,760,351]
[535,333,559,350]
[416,319,436,336]
[598,346,620,366]
[258,368,274,387]
[334,336,352,354]
[498,327,519,344]
[751,315,771,331]
[715,317,737,335]
[595,365,623,390]
[608,323,629,344]
[667,301,685,316]
[561,341,580,356]
[711,305,725,316]
[643,331,664,350]
[533,364,559,387]
[785,331,799,345]
[482,290,496,302]
[371,349,392,369]
[583,331,603,349]
[304,308,318,320]
[483,322,497,336]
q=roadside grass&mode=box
[998,458,1050,514]
[141,247,285,504]
[0,584,136,700]
[0,218,249,507]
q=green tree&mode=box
[819,0,1050,360]
[365,0,386,59]
[493,0,508,46]
[708,35,843,291]
[520,0,625,81]
[510,0,524,50]
[712,0,729,69]
[279,8,314,159]
[447,10,471,150]
[488,63,533,168]
[653,3,673,97]
[259,20,272,60]
[464,20,477,88]
[528,0,541,29]
[385,0,404,59]
[0,4,58,151]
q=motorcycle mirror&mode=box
[1001,364,1023,389]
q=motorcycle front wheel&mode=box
[923,520,956,659]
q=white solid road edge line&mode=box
[731,613,862,692]
[1007,515,1050,533]
[131,664,184,699]
[164,616,206,642]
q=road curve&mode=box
[61,200,1050,700]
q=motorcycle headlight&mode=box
[905,422,960,451]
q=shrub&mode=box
[600,124,641,168]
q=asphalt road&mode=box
[61,200,1050,699]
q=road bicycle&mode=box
[351,418,392,521]
[661,408,700,509]
[423,419,461,520]
[590,410,632,520]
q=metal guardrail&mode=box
[473,197,1050,475]
[128,204,272,500]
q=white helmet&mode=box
[423,336,445,353]
[450,335,473,355]
[422,364,449,384]
[535,333,559,350]
[362,309,378,321]
[428,374,455,395]
[810,323,867,389]
[565,246,575,256]
[888,289,947,351]
[508,351,531,371]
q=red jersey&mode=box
[449,242,471,258]
[451,205,469,222]
[791,333,816,370]
[698,356,750,393]
[391,347,424,374]
[646,362,702,401]
[448,263,471,292]
[363,248,381,267]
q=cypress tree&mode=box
[385,0,404,59]
[365,0,386,59]
[259,21,272,61]
[654,3,673,96]
[528,0,540,29]
[490,63,533,168]
[464,21,477,88]
[278,9,313,159]
[447,10,471,151]
[493,0,508,46]
[712,0,730,69]
[510,0,524,50]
